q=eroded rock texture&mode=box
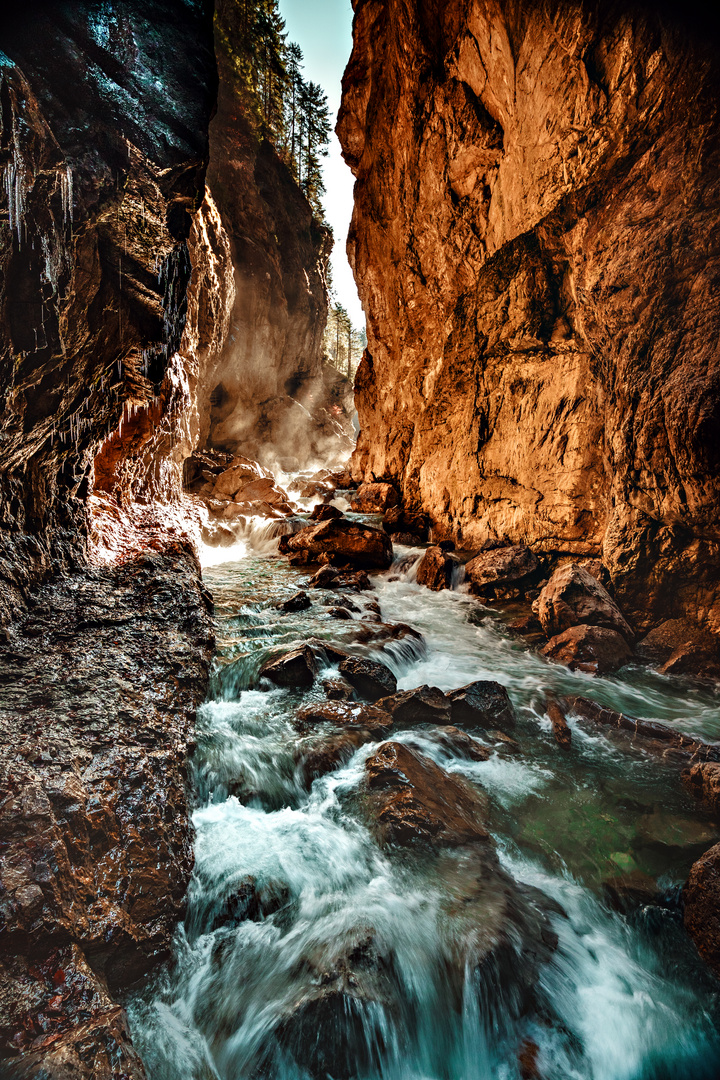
[0,4,218,1076]
[339,0,720,632]
[0,0,217,625]
[200,5,352,471]
[0,543,214,1078]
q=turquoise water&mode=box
[127,532,720,1080]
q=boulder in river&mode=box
[541,624,632,675]
[415,545,459,591]
[534,563,633,641]
[277,591,311,613]
[260,646,318,688]
[684,842,720,977]
[294,701,391,734]
[375,685,451,725]
[425,725,492,762]
[464,545,540,599]
[307,565,373,590]
[339,655,397,701]
[274,929,392,1080]
[309,503,344,521]
[448,680,516,730]
[350,482,400,512]
[282,518,393,570]
[362,741,490,847]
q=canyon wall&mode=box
[200,8,345,472]
[0,0,217,624]
[339,0,720,631]
[0,3,218,1076]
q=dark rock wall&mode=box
[0,0,217,625]
[338,0,720,632]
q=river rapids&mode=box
[126,497,720,1080]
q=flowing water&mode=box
[127,509,720,1080]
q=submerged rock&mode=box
[415,546,459,591]
[535,564,633,641]
[567,696,720,762]
[362,741,490,847]
[339,656,398,701]
[425,725,492,762]
[447,681,516,730]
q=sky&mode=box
[278,0,364,327]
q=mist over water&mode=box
[127,511,720,1080]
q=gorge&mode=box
[1,1,720,1079]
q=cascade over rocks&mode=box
[338,0,720,638]
[416,545,459,591]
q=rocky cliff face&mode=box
[339,0,720,632]
[200,28,343,472]
[0,0,217,625]
[0,3,218,1076]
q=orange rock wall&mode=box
[338,0,720,631]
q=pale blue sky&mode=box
[278,0,363,325]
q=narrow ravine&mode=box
[125,489,720,1080]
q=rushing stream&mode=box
[127,500,720,1080]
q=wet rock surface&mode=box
[684,843,720,978]
[465,547,540,599]
[338,655,398,701]
[362,741,490,848]
[375,685,452,726]
[416,545,459,591]
[0,543,214,1076]
[260,646,318,689]
[541,624,633,676]
[447,680,516,730]
[282,518,393,570]
[0,0,217,628]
